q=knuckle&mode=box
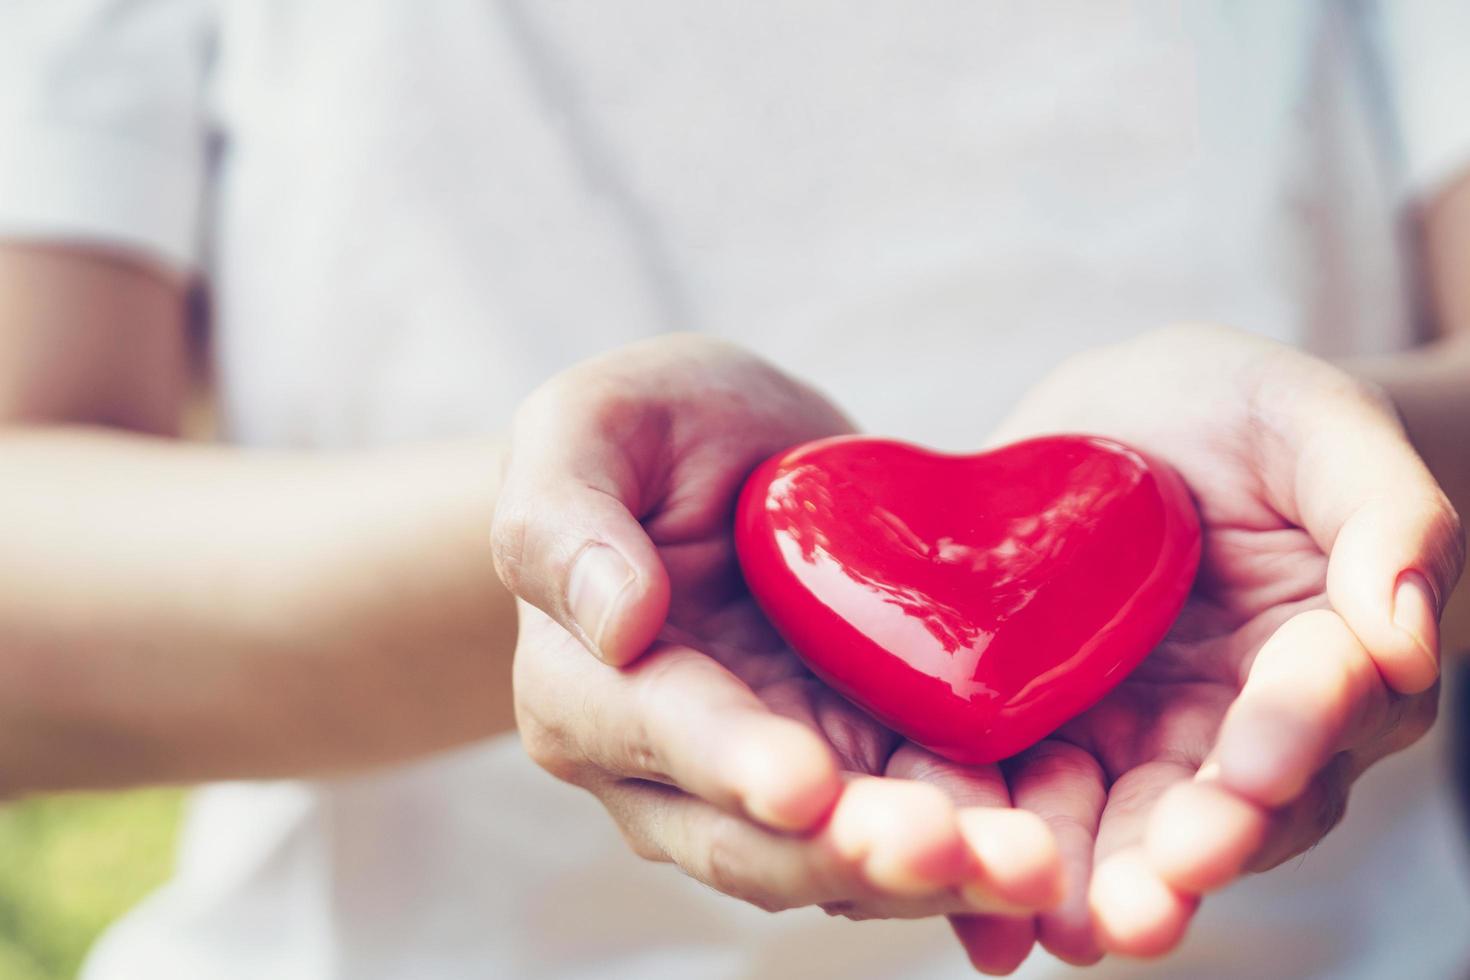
[582,380,649,435]
[521,736,574,783]
[517,718,582,785]
[698,817,753,900]
[515,367,656,447]
[1342,374,1396,417]
[507,375,577,446]
[689,817,797,914]
[599,782,676,864]
[808,841,866,904]
[618,721,663,782]
[551,371,674,450]
[1318,364,1383,413]
[617,824,669,865]
[626,659,699,779]
[488,506,530,594]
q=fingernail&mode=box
[567,545,634,660]
[1392,570,1440,680]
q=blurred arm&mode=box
[0,244,515,794]
[1356,172,1470,648]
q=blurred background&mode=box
[0,790,178,979]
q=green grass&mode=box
[0,791,183,980]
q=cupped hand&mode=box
[493,334,1062,973]
[984,324,1464,963]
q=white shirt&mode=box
[2,2,1469,977]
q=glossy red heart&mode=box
[735,434,1201,764]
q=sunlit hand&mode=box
[493,334,1062,973]
[982,324,1464,964]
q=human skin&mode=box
[980,323,1462,961]
[494,327,1462,970]
[0,243,519,788]
[498,336,1066,929]
[495,173,1470,971]
[3,165,1467,969]
[0,243,1061,931]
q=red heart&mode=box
[735,434,1201,764]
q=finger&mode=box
[1089,850,1198,961]
[615,640,843,830]
[887,745,1064,911]
[605,780,866,913]
[1213,609,1384,808]
[1089,762,1199,958]
[1160,629,1437,894]
[518,611,840,831]
[1329,497,1460,694]
[949,914,1037,976]
[885,742,1011,807]
[1246,754,1354,873]
[492,376,671,666]
[1144,777,1267,895]
[1261,370,1465,693]
[887,745,1052,969]
[493,336,856,667]
[1244,705,1433,874]
[608,778,992,916]
[1006,741,1108,965]
[827,777,976,898]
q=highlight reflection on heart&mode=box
[735,435,1201,763]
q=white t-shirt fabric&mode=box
[2,2,1470,977]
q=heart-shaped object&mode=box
[735,434,1201,764]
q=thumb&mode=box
[1324,490,1462,694]
[1268,373,1465,694]
[491,393,671,667]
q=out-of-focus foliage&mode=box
[0,791,182,980]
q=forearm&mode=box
[0,428,515,794]
[1356,336,1470,648]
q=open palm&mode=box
[498,334,1063,974]
[987,325,1460,960]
